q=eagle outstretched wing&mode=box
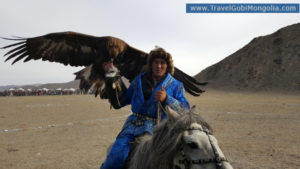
[1,31,206,97]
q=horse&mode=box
[120,106,233,169]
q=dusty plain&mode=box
[0,90,299,169]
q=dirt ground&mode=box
[0,91,299,169]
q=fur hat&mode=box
[147,47,175,75]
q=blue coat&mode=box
[121,72,190,135]
[100,72,190,169]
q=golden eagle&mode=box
[1,31,206,98]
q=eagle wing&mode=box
[173,67,207,96]
[2,32,206,97]
[1,31,131,66]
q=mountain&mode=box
[0,85,20,90]
[195,23,300,93]
[0,80,80,90]
[22,80,80,90]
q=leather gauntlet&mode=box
[104,71,127,109]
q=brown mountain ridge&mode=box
[195,23,300,93]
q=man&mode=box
[100,47,190,169]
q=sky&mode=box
[0,0,299,86]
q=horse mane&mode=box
[128,109,213,169]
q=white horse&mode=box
[123,106,233,169]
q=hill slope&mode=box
[196,23,300,92]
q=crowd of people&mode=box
[0,88,85,97]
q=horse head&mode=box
[165,106,233,169]
[127,106,233,169]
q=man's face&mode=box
[152,58,167,77]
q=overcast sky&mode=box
[0,0,299,85]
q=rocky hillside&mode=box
[196,23,300,92]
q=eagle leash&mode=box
[157,102,162,125]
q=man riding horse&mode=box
[1,32,207,169]
[101,47,190,169]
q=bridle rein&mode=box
[177,127,228,169]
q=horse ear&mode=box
[190,105,196,113]
[165,106,180,122]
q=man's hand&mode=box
[155,86,167,102]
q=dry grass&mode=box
[0,91,299,169]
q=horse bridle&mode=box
[176,127,228,169]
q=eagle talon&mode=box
[105,67,119,78]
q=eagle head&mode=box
[106,37,127,60]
